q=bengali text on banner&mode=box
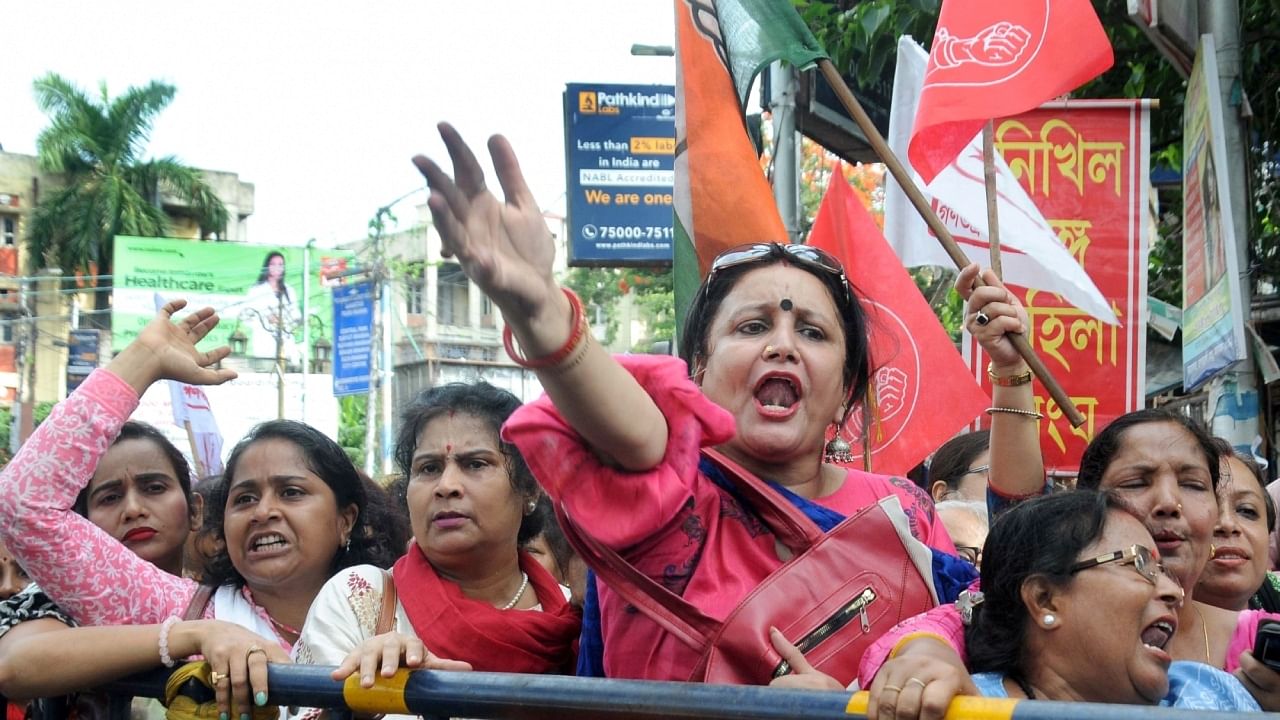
[963,101,1150,474]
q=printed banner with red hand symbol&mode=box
[809,171,988,474]
[909,0,1113,184]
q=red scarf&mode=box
[392,545,580,673]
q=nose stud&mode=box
[763,345,775,358]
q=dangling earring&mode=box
[1043,614,1056,626]
[824,430,853,464]
[344,535,351,553]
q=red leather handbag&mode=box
[557,448,936,686]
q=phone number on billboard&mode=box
[583,225,673,240]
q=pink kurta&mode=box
[503,354,953,681]
[0,369,200,625]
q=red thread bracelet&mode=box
[503,288,588,369]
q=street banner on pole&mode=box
[961,101,1151,475]
[65,328,100,394]
[563,83,676,266]
[1181,34,1248,391]
[332,281,373,397]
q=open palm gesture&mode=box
[108,299,237,396]
[412,123,558,319]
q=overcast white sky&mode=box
[1,0,676,247]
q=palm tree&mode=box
[25,72,228,325]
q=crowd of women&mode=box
[0,123,1277,720]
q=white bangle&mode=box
[158,616,180,668]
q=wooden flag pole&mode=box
[817,59,1084,428]
[982,121,1003,279]
[183,420,207,478]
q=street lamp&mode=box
[234,291,293,419]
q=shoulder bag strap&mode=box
[182,584,217,621]
[554,500,719,650]
[701,448,824,549]
[374,572,399,635]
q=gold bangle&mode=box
[988,362,1033,387]
[985,406,1043,420]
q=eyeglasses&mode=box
[1069,544,1168,585]
[706,243,852,304]
[955,545,982,566]
[962,465,990,478]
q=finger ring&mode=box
[908,677,928,690]
[209,670,226,687]
[975,310,991,326]
[246,645,267,660]
[881,684,903,694]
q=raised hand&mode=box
[107,299,238,397]
[955,263,1029,373]
[412,123,560,324]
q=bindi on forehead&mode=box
[780,298,793,312]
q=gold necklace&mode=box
[1193,604,1211,665]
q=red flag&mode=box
[809,169,988,474]
[908,0,1113,183]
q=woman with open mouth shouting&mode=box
[961,490,1254,709]
[407,123,1044,684]
[860,409,1280,717]
[0,301,400,720]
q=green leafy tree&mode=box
[338,395,366,468]
[26,73,228,324]
[562,267,675,351]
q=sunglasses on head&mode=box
[706,243,852,304]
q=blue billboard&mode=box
[564,83,676,266]
[332,282,373,397]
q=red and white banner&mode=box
[963,101,1151,474]
[909,0,1112,184]
[810,172,988,475]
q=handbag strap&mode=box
[555,500,719,650]
[182,584,217,621]
[700,448,825,549]
[552,450,830,653]
[374,572,398,635]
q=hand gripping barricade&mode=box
[556,448,938,686]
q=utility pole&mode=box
[9,276,29,455]
[769,61,802,243]
[275,290,286,420]
[364,209,389,479]
[301,239,314,425]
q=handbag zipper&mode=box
[771,587,877,677]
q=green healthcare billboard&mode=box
[112,236,356,363]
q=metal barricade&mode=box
[93,664,1271,720]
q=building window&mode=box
[480,295,495,328]
[405,273,425,316]
[1,216,15,246]
[436,262,470,326]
